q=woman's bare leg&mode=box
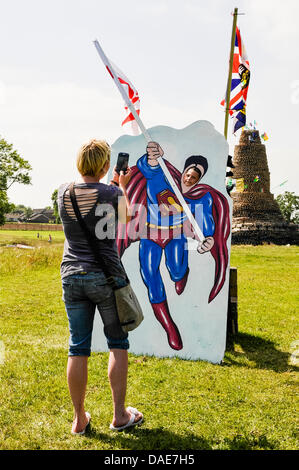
[108,349,128,425]
[108,349,142,427]
[67,356,89,433]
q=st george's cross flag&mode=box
[221,26,250,134]
[106,60,141,135]
[93,40,141,135]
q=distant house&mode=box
[5,207,56,224]
[28,213,51,223]
[43,209,56,222]
[28,208,56,224]
[5,213,22,222]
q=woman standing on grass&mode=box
[58,139,143,434]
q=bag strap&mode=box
[68,182,116,287]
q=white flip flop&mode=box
[109,407,144,432]
[71,412,91,435]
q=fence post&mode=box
[226,267,238,348]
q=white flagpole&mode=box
[93,39,205,243]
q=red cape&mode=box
[116,159,231,302]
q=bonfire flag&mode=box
[236,178,245,192]
[93,40,141,135]
[261,132,269,141]
[221,26,250,134]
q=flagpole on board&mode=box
[93,39,205,243]
[224,7,238,139]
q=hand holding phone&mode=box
[119,166,132,188]
[116,152,129,174]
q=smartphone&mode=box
[116,152,129,174]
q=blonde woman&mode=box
[58,139,143,434]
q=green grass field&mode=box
[0,230,298,450]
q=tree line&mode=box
[0,135,61,224]
[0,134,298,226]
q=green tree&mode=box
[51,189,61,224]
[276,191,299,224]
[14,204,27,214]
[24,207,33,220]
[13,204,33,220]
[0,138,32,191]
[0,136,32,225]
[0,190,14,225]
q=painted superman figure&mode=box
[117,142,230,351]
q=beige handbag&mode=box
[113,282,144,333]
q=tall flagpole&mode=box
[93,39,205,243]
[224,7,238,139]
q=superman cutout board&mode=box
[92,120,232,363]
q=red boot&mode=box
[151,301,183,351]
[175,267,189,295]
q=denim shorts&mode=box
[62,271,129,356]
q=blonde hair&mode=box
[76,139,110,177]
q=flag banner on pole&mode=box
[107,60,141,135]
[221,26,250,134]
[93,40,141,135]
[261,132,269,141]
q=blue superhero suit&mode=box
[137,154,215,304]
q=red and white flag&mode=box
[93,40,140,135]
[107,61,140,135]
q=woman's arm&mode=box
[110,166,132,224]
[119,185,132,224]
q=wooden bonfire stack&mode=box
[231,129,299,244]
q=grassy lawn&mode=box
[0,230,298,450]
[0,229,65,247]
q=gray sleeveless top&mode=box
[58,182,126,280]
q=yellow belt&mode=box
[146,222,183,230]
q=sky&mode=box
[0,0,298,208]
